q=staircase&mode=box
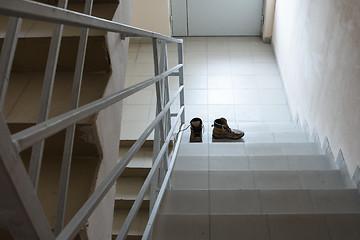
[113,143,152,240]
[0,0,129,238]
[152,122,360,239]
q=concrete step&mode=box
[153,213,360,240]
[19,156,98,228]
[170,170,355,190]
[178,142,323,156]
[4,72,110,124]
[159,189,360,214]
[118,145,152,177]
[181,130,309,144]
[9,123,100,158]
[116,177,150,201]
[0,36,111,72]
[112,209,148,239]
[0,3,119,38]
[174,155,336,171]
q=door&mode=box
[171,0,264,36]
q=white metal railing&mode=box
[0,0,185,239]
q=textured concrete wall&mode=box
[272,0,360,175]
[86,0,132,239]
[131,0,171,36]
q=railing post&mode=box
[0,114,55,240]
[150,38,162,214]
[0,17,22,111]
[177,42,185,124]
[54,0,93,235]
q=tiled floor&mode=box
[120,37,290,140]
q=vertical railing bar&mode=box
[54,0,93,234]
[28,0,68,191]
[150,38,163,214]
[159,41,170,183]
[0,17,22,111]
[56,86,183,240]
[115,107,184,240]
[177,42,185,124]
[142,123,185,240]
[0,114,56,240]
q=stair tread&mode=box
[116,177,150,200]
[170,170,355,190]
[5,72,110,124]
[178,142,323,156]
[159,189,360,215]
[0,3,118,38]
[153,213,360,240]
[112,209,148,235]
[174,154,336,171]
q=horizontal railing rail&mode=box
[0,0,182,43]
[11,64,183,152]
[0,0,185,239]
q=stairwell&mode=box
[152,122,360,239]
[0,0,130,238]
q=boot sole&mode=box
[212,133,244,140]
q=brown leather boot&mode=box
[190,118,203,142]
[212,117,245,139]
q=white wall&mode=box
[131,0,171,36]
[262,0,276,42]
[272,0,360,175]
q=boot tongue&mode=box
[220,118,228,125]
[192,121,201,127]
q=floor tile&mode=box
[245,143,282,155]
[210,215,270,240]
[207,75,232,89]
[153,214,209,240]
[249,155,289,170]
[174,156,209,170]
[208,104,236,121]
[210,171,254,190]
[325,214,360,240]
[159,190,209,214]
[209,143,245,156]
[208,90,234,104]
[242,132,275,143]
[268,214,330,240]
[288,155,335,170]
[254,171,301,189]
[311,190,360,213]
[209,156,249,171]
[171,170,209,190]
[298,170,345,189]
[210,190,261,213]
[260,190,314,213]
[178,143,209,156]
[234,105,262,122]
[184,75,208,89]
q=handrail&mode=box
[0,0,185,239]
[57,87,184,240]
[12,64,182,152]
[116,106,184,239]
[0,0,182,44]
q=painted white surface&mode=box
[272,0,360,175]
[262,0,276,41]
[87,1,132,239]
[131,0,171,36]
[188,0,263,36]
[171,0,188,36]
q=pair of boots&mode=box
[190,117,245,142]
